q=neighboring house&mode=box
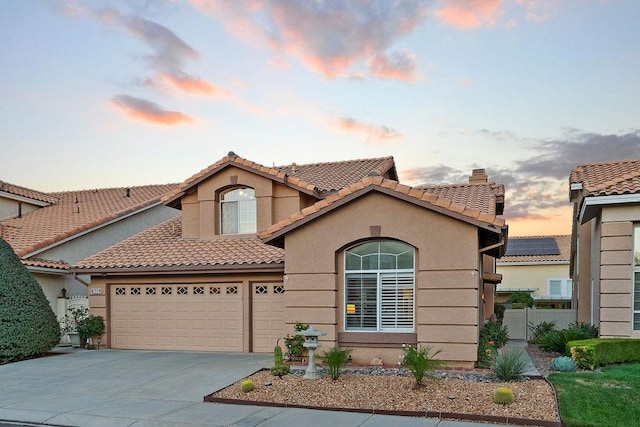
[496,235,572,308]
[0,182,179,316]
[569,158,640,338]
[73,152,507,368]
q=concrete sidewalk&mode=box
[0,348,535,427]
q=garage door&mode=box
[252,283,286,352]
[111,283,243,351]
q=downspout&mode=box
[479,237,505,254]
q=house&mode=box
[72,153,508,367]
[0,181,179,316]
[496,235,572,309]
[569,158,640,338]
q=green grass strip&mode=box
[548,363,640,427]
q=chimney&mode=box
[469,168,488,183]
[291,162,297,173]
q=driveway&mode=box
[0,349,520,427]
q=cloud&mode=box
[516,0,558,23]
[111,94,194,125]
[98,8,231,97]
[368,50,418,81]
[268,56,290,70]
[434,0,502,30]
[400,129,640,222]
[190,0,429,80]
[158,72,234,97]
[334,117,403,144]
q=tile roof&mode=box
[163,152,397,206]
[0,180,59,205]
[0,184,178,258]
[259,176,506,242]
[570,158,640,196]
[73,217,284,271]
[498,235,570,263]
[23,258,70,271]
[417,182,505,216]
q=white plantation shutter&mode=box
[380,272,414,330]
[549,280,562,296]
[345,273,378,330]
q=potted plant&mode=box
[61,307,88,348]
[76,315,105,349]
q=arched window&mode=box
[344,240,414,332]
[220,187,256,234]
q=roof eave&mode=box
[578,193,640,224]
[69,262,284,276]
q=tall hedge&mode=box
[0,238,60,362]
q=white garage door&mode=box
[252,283,286,352]
[110,283,243,351]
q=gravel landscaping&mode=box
[210,345,560,425]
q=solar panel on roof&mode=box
[504,237,560,256]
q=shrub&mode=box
[322,347,352,380]
[506,291,534,308]
[550,356,578,372]
[477,321,509,368]
[401,344,446,387]
[493,387,514,405]
[77,315,105,348]
[0,238,61,362]
[240,380,255,393]
[284,322,308,360]
[493,347,526,382]
[567,338,640,368]
[527,320,557,344]
[570,346,596,370]
[570,322,598,338]
[539,325,593,355]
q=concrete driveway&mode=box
[0,349,522,427]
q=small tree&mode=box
[0,238,60,362]
[506,291,535,308]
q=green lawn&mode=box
[548,363,640,427]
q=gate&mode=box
[502,308,576,340]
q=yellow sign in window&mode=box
[346,303,356,314]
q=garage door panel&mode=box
[111,284,243,351]
[252,283,285,353]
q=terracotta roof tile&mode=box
[570,158,640,196]
[0,180,59,205]
[259,177,506,240]
[163,153,397,205]
[73,217,283,270]
[23,258,70,270]
[0,184,178,257]
[417,182,504,216]
[499,235,570,263]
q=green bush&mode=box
[570,345,597,370]
[506,291,534,308]
[401,344,446,387]
[0,238,61,362]
[493,347,526,382]
[77,315,105,348]
[527,320,557,344]
[493,387,514,405]
[568,338,640,368]
[477,321,509,368]
[322,347,352,380]
[284,322,308,360]
[538,323,596,355]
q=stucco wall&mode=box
[497,263,570,298]
[599,205,640,338]
[575,221,593,323]
[282,192,482,367]
[0,197,40,220]
[180,166,309,239]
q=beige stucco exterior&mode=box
[496,263,570,301]
[573,205,640,338]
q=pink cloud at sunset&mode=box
[111,95,194,125]
[158,73,234,97]
[435,0,502,30]
[368,51,418,81]
[335,117,403,144]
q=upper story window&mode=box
[220,187,256,235]
[548,278,572,298]
[344,240,414,332]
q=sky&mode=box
[1,0,639,237]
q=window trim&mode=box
[219,187,257,235]
[547,278,572,298]
[343,240,415,333]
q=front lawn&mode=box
[548,363,640,427]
